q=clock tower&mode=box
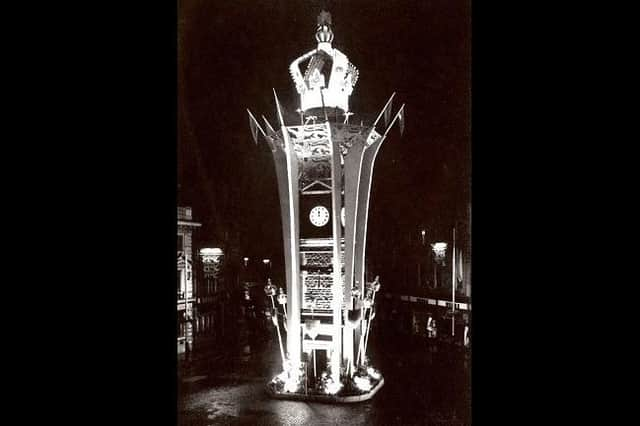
[248,11,405,395]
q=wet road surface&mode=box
[179,329,470,425]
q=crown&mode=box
[289,11,359,114]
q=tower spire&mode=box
[316,11,334,44]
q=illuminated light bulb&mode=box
[353,375,373,392]
[367,367,381,380]
[324,378,343,395]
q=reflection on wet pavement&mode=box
[179,331,470,425]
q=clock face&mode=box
[309,205,330,227]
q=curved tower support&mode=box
[341,137,365,370]
[328,123,343,381]
[353,137,386,298]
[272,91,302,370]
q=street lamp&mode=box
[244,257,249,267]
[200,247,224,264]
[200,247,224,284]
[199,247,225,343]
[431,242,447,289]
[431,242,447,263]
[419,229,427,288]
[262,259,272,282]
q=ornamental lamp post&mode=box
[277,287,288,320]
[264,279,285,366]
[361,277,381,366]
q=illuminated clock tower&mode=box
[248,11,404,393]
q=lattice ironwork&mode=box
[330,123,369,155]
[302,252,332,267]
[302,273,334,311]
[299,157,331,188]
[289,124,331,158]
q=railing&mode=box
[389,293,472,311]
[404,286,471,302]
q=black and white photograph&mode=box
[178,1,470,424]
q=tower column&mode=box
[353,136,387,296]
[270,142,301,369]
[342,138,366,370]
[328,123,343,380]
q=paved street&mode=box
[179,326,470,425]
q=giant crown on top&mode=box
[289,11,359,113]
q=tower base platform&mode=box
[265,376,384,404]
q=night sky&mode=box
[178,0,470,283]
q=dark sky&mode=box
[178,0,470,280]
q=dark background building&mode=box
[177,206,201,355]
